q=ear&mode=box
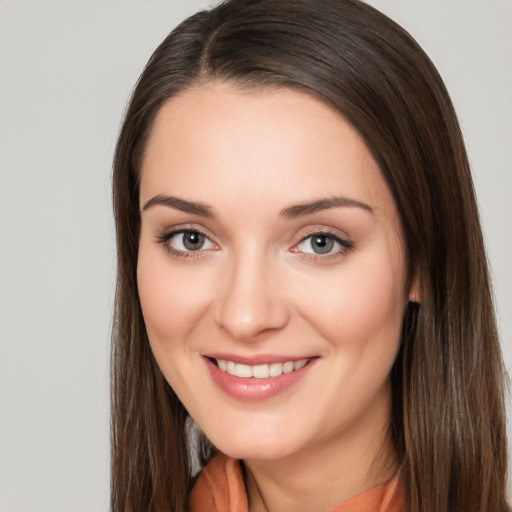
[408,269,421,304]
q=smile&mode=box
[205,355,317,401]
[215,358,309,378]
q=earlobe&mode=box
[408,271,421,304]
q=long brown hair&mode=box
[111,1,509,510]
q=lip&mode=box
[204,352,313,365]
[203,355,318,401]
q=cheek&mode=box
[136,248,210,347]
[296,254,407,355]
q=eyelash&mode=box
[155,228,354,262]
[293,229,354,262]
[155,227,216,260]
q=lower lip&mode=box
[204,358,317,401]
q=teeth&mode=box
[269,363,283,377]
[226,360,236,376]
[235,363,253,378]
[294,359,307,370]
[252,364,270,379]
[215,358,309,378]
[283,361,294,374]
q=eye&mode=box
[295,232,353,256]
[157,229,217,255]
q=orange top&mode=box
[189,452,405,512]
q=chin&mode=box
[205,425,303,461]
[216,442,294,461]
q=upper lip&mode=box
[203,353,316,365]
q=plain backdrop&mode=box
[0,1,510,510]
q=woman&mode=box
[111,1,509,511]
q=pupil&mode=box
[312,235,333,254]
[183,232,204,251]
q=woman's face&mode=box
[137,82,412,461]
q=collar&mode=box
[189,452,405,512]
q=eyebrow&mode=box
[279,197,374,218]
[142,194,214,217]
[141,194,373,218]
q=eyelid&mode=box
[154,223,353,261]
[293,225,351,245]
[290,227,354,260]
[155,224,219,258]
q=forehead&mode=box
[140,82,396,218]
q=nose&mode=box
[214,251,290,342]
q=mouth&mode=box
[204,355,318,401]
[209,357,309,378]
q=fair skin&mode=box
[137,82,414,512]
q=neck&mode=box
[243,386,398,512]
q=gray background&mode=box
[0,0,510,510]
